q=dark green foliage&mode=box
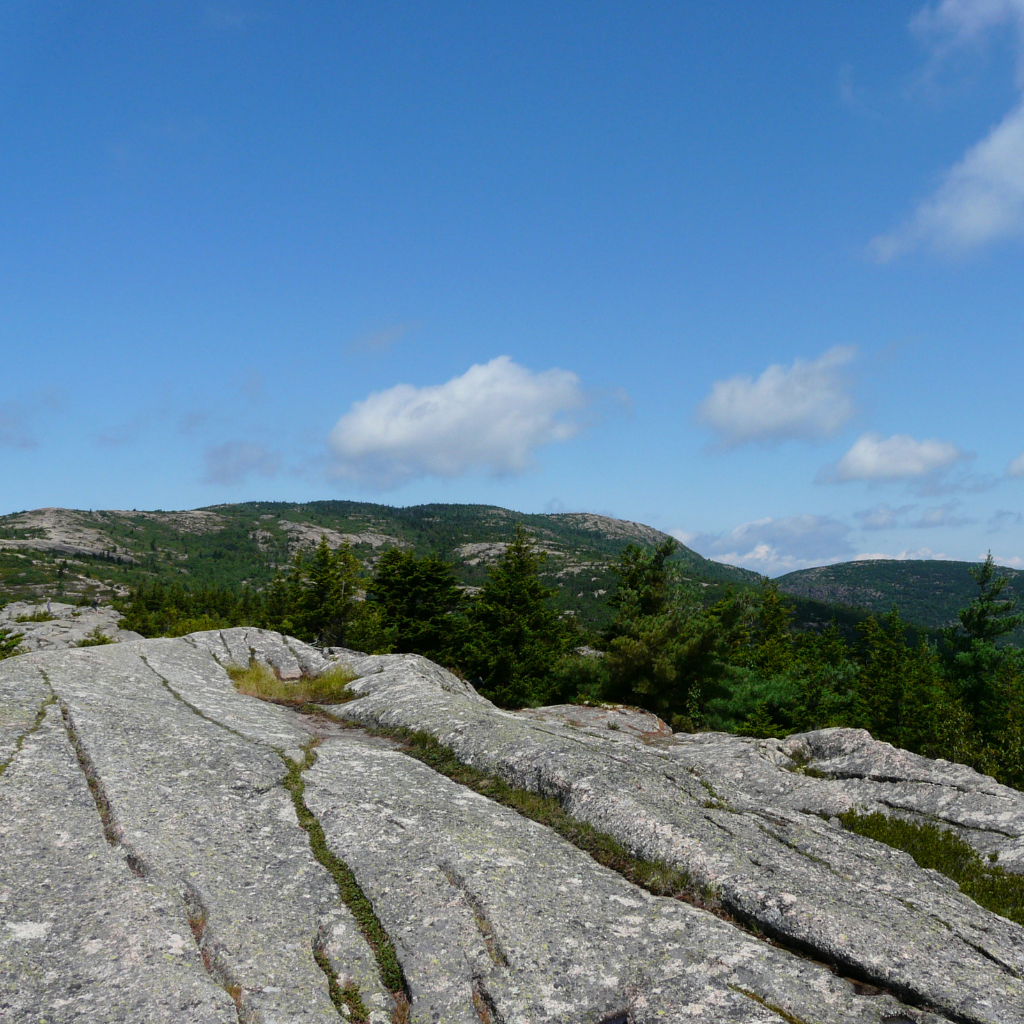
[0,627,25,660]
[462,526,579,707]
[839,811,1024,927]
[272,537,368,648]
[117,581,263,636]
[75,627,115,647]
[943,553,1024,731]
[601,540,753,729]
[366,548,466,666]
[777,557,1024,645]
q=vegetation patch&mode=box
[14,607,55,622]
[280,742,408,1023]
[838,811,1024,927]
[75,626,115,647]
[227,660,359,706]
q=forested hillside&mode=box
[778,558,1024,644]
[0,501,758,630]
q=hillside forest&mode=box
[26,524,1019,793]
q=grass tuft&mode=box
[839,811,1024,927]
[228,660,359,706]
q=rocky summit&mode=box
[2,627,1023,1023]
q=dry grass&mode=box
[227,660,359,705]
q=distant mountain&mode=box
[777,558,1024,642]
[0,501,758,630]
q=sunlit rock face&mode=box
[2,627,1022,1024]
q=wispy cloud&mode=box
[1008,450,1024,475]
[95,414,150,448]
[675,514,855,576]
[821,432,967,482]
[328,356,586,488]
[872,0,1024,259]
[696,346,856,447]
[989,508,1023,531]
[347,321,421,354]
[854,547,948,561]
[202,441,280,485]
[0,390,64,450]
[855,500,976,529]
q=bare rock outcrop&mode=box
[0,600,143,652]
[2,627,1022,1023]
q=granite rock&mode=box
[3,627,1023,1024]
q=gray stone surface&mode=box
[1,639,387,1023]
[664,726,1024,872]
[0,600,142,652]
[4,627,1024,1023]
[0,657,50,768]
[0,704,234,1023]
[306,731,937,1024]
[329,643,1024,1024]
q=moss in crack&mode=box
[358,725,704,906]
[0,691,56,778]
[838,811,1024,927]
[728,985,810,1024]
[281,741,408,1023]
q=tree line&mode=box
[114,529,1024,790]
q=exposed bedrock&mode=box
[0,626,1021,1023]
[300,637,1024,1024]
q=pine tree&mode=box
[463,525,576,708]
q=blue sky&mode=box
[3,1,1024,575]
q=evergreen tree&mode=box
[943,553,1024,729]
[751,578,795,675]
[463,525,577,708]
[278,536,364,646]
[366,549,466,665]
[602,540,750,729]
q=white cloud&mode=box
[854,547,948,561]
[994,553,1024,567]
[824,432,966,482]
[203,441,280,485]
[677,515,855,576]
[873,1,1024,259]
[328,356,586,487]
[1008,451,1024,475]
[696,346,856,446]
[872,102,1024,259]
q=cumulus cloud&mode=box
[1008,451,1024,475]
[203,441,280,485]
[675,515,855,575]
[328,356,586,487]
[872,0,1024,259]
[822,432,966,482]
[696,346,856,446]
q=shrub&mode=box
[227,660,358,705]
